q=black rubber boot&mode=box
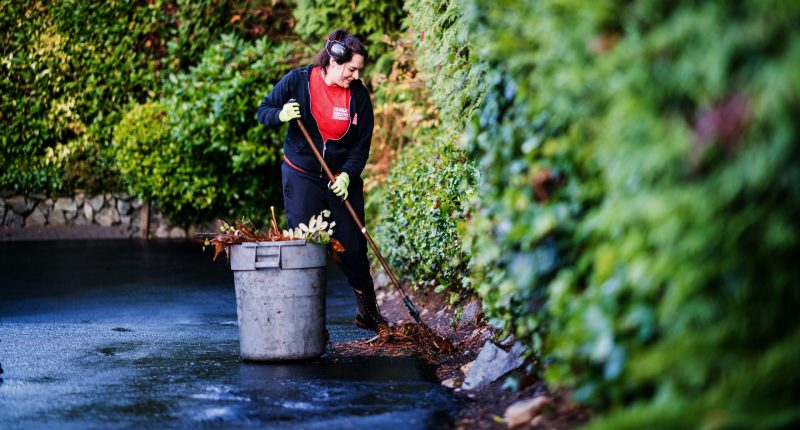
[352,287,388,331]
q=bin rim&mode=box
[238,239,313,247]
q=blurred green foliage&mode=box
[0,0,293,195]
[113,35,297,226]
[463,0,605,364]
[459,0,800,428]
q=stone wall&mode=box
[0,191,194,239]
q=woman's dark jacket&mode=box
[256,64,374,178]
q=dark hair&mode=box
[314,29,368,70]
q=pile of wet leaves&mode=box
[332,322,455,363]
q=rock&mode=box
[155,224,170,239]
[503,396,552,428]
[84,204,94,222]
[186,224,197,238]
[88,194,104,212]
[529,415,546,427]
[500,334,517,348]
[441,378,457,389]
[117,199,131,216]
[0,199,5,223]
[112,191,130,200]
[49,209,66,226]
[376,290,387,300]
[375,272,390,288]
[54,197,77,213]
[64,210,78,223]
[107,197,117,211]
[460,298,483,327]
[25,205,48,226]
[120,215,131,227]
[43,199,54,210]
[73,213,91,226]
[4,210,24,227]
[75,192,86,207]
[7,195,34,215]
[462,341,526,390]
[29,192,47,201]
[169,227,186,239]
[131,197,143,209]
[460,360,474,376]
[95,207,120,227]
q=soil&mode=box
[332,284,590,429]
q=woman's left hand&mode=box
[330,172,350,200]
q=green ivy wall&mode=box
[460,0,800,428]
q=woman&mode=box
[256,29,388,331]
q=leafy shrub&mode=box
[370,135,477,290]
[112,102,173,204]
[113,35,298,225]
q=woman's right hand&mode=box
[278,101,301,122]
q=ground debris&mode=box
[373,323,456,361]
[330,322,456,362]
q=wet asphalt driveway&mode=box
[0,240,456,429]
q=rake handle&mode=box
[291,116,422,324]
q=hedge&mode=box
[0,0,293,195]
[370,134,477,291]
[461,0,800,428]
[372,0,800,427]
[113,35,298,226]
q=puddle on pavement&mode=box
[0,240,459,429]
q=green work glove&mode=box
[330,172,350,200]
[278,101,301,122]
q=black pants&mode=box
[281,162,374,291]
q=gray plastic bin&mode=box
[229,240,327,361]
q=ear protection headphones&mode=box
[325,38,352,63]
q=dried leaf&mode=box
[330,238,345,253]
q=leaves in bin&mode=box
[203,209,345,262]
